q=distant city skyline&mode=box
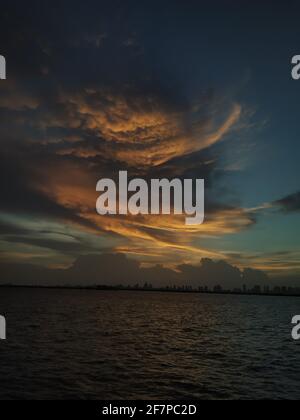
[1,253,299,290]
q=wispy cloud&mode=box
[273,191,300,213]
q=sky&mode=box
[0,0,300,285]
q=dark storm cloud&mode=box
[0,253,271,289]
[0,152,97,231]
[274,192,300,213]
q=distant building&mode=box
[252,285,261,294]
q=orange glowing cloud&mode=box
[29,155,255,266]
[22,87,252,266]
[37,89,241,167]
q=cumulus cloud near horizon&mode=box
[0,253,272,290]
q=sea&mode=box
[0,288,299,400]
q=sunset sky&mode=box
[0,0,300,283]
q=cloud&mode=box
[0,80,40,111]
[274,191,300,213]
[38,89,241,168]
[0,219,28,236]
[4,235,94,255]
[227,250,300,277]
[0,77,252,267]
[0,1,262,270]
[0,253,271,289]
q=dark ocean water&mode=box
[0,288,299,400]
